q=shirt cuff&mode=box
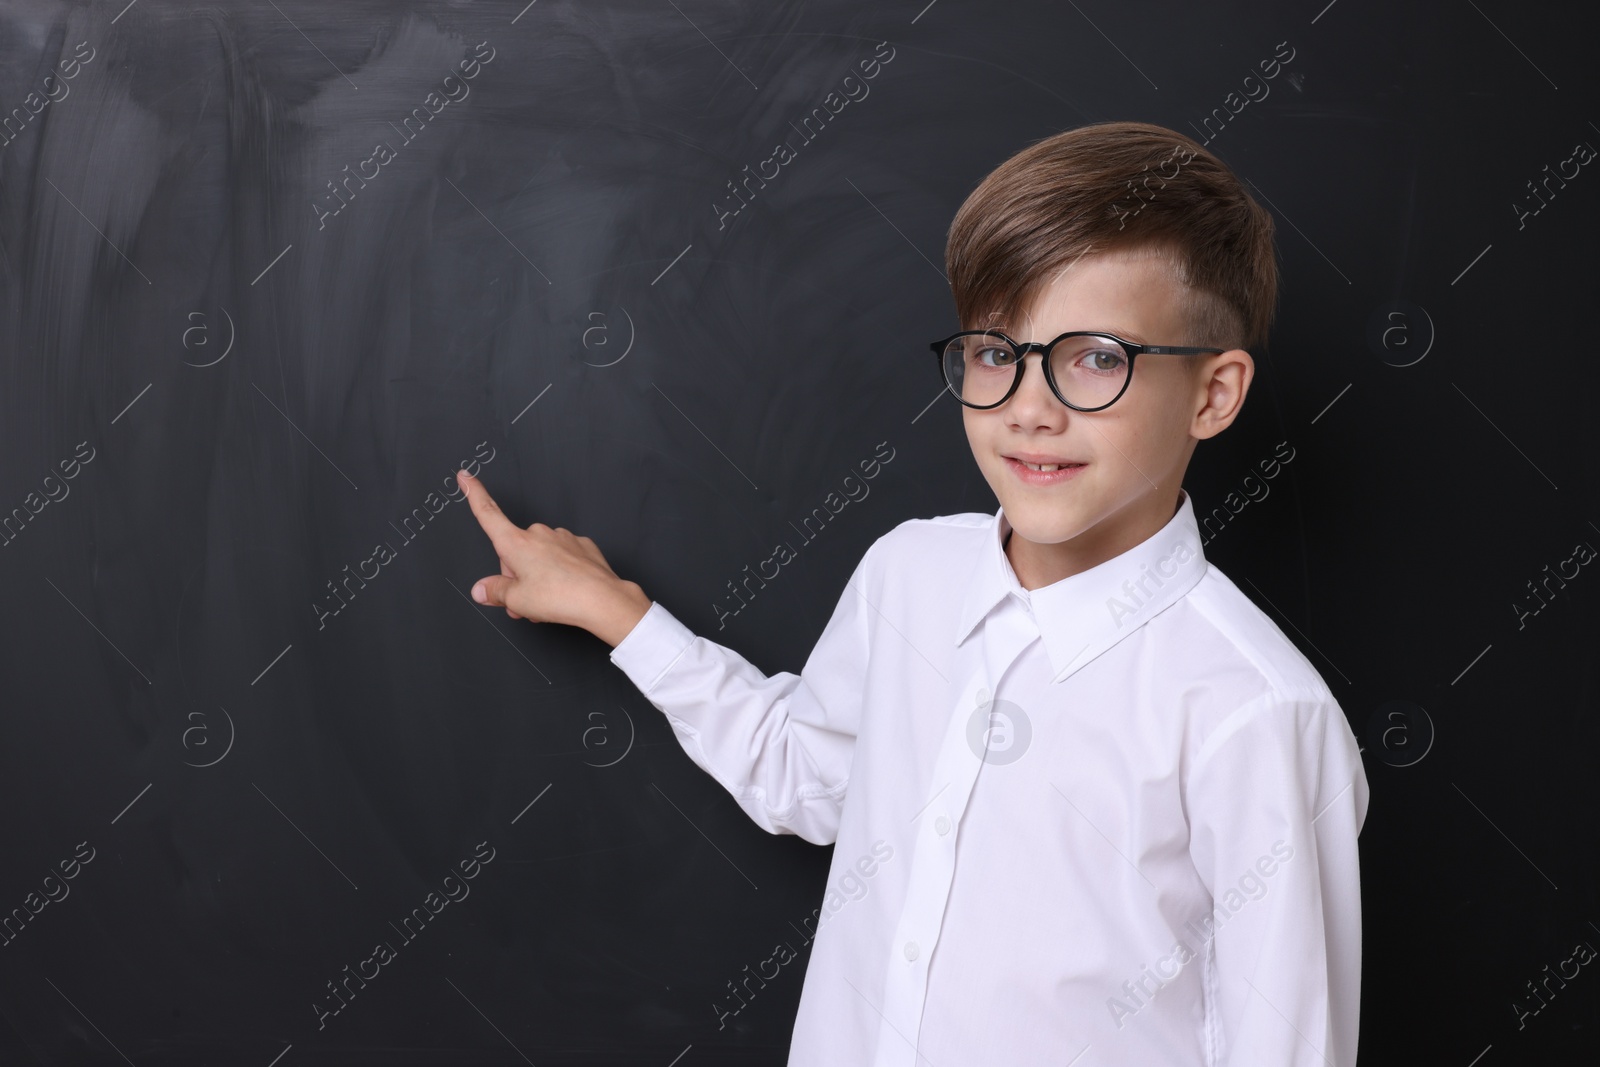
[608,600,697,694]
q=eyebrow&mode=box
[1018,327,1147,344]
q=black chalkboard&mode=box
[1,1,1595,1063]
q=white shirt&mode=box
[609,489,1368,1066]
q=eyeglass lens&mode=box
[941,332,1129,408]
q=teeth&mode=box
[1023,461,1063,471]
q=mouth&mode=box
[1002,454,1086,485]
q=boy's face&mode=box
[961,247,1252,586]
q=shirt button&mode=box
[934,815,951,836]
[903,941,920,962]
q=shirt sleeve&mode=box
[1184,687,1369,1067]
[606,539,880,846]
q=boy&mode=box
[457,120,1367,1066]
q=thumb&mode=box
[471,574,515,608]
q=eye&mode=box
[974,345,1017,368]
[1074,347,1127,374]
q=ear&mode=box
[1191,349,1254,439]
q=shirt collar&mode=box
[953,490,1209,682]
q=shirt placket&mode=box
[873,594,1041,1066]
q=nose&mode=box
[1005,349,1067,413]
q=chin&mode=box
[996,494,1099,546]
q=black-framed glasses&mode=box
[929,329,1226,412]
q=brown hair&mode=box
[943,121,1278,353]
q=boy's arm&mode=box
[1185,688,1369,1067]
[455,467,874,846]
[606,541,880,846]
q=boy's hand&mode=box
[457,469,652,648]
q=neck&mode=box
[1004,491,1184,591]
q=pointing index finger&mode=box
[458,470,520,545]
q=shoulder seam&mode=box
[1183,568,1334,700]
